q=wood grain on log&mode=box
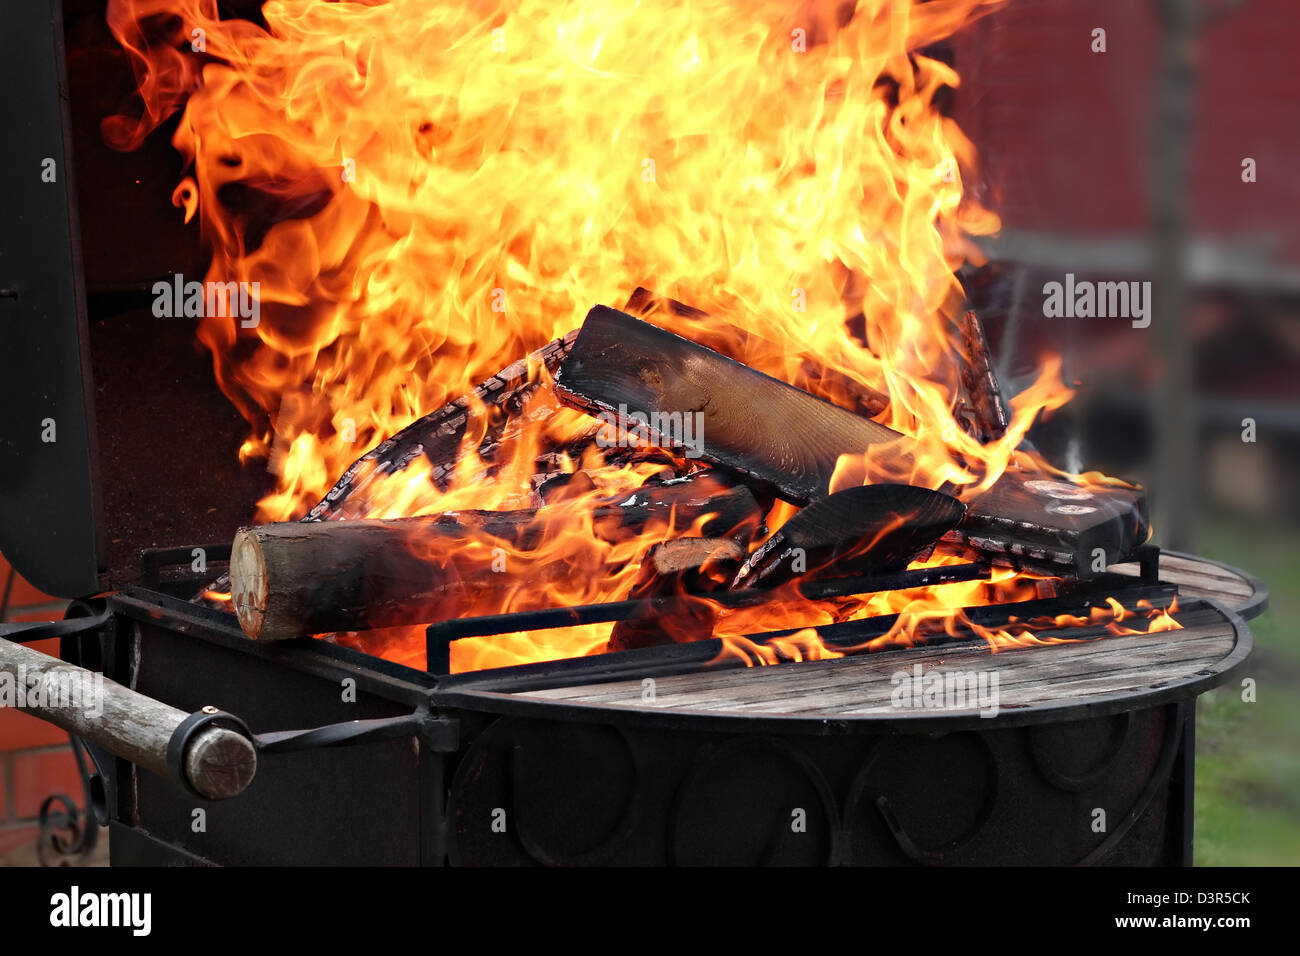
[625,287,890,417]
[555,305,905,506]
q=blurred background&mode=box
[1,0,1297,864]
[949,0,1300,864]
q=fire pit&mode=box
[48,543,1251,867]
[0,0,1270,867]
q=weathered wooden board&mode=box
[508,603,1241,719]
[526,631,1229,714]
[1111,552,1260,615]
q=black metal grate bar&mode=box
[426,561,991,674]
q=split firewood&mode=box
[958,310,1010,444]
[305,330,580,521]
[607,537,745,652]
[625,287,890,418]
[555,305,1148,577]
[230,472,762,640]
[731,484,966,589]
[943,473,1149,578]
[196,332,584,607]
[555,305,905,506]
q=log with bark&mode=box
[198,332,588,607]
[231,471,762,640]
[555,305,1148,577]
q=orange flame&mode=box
[102,0,1169,672]
[106,0,1015,514]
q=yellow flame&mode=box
[99,0,1174,673]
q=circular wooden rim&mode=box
[1161,550,1268,620]
[434,595,1255,735]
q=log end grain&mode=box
[231,528,270,639]
[185,726,258,801]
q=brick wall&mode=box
[0,551,81,857]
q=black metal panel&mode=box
[129,616,423,865]
[86,586,1237,865]
[0,0,101,597]
[109,820,213,867]
[447,705,1188,866]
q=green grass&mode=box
[1191,515,1300,865]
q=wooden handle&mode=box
[0,639,256,801]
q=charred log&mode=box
[555,305,904,506]
[556,305,1148,576]
[731,484,966,589]
[625,286,890,418]
[957,310,1010,444]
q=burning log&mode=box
[945,474,1149,578]
[555,306,1148,577]
[305,330,580,521]
[532,469,598,505]
[555,305,904,505]
[607,537,745,652]
[957,310,1010,444]
[197,332,586,606]
[731,484,966,589]
[231,472,762,640]
[625,287,890,418]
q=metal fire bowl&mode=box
[100,553,1262,865]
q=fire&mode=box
[107,0,1174,672]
